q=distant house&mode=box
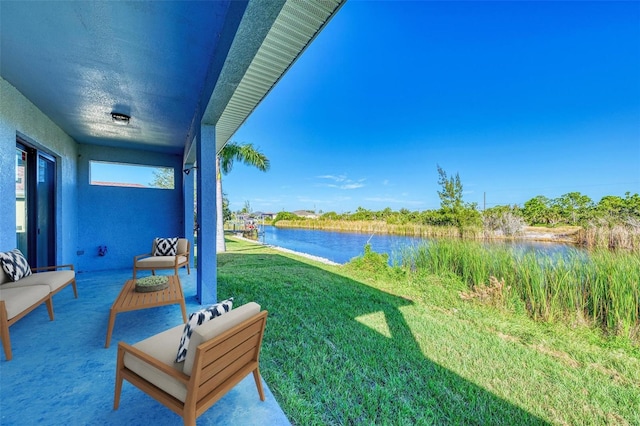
[293,210,318,219]
[253,212,276,220]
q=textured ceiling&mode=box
[1,1,239,154]
[1,0,345,157]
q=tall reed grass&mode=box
[275,219,483,239]
[395,240,640,339]
[577,223,640,251]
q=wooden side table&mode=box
[105,275,187,348]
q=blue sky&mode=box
[224,0,640,214]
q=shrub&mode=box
[273,211,299,224]
[345,244,390,274]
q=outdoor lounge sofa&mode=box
[0,249,77,361]
[133,238,190,280]
[114,301,268,426]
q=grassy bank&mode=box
[218,237,639,425]
[396,240,640,340]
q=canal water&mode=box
[260,225,575,265]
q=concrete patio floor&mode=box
[0,268,290,425]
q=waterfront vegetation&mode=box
[265,187,640,251]
[395,240,640,339]
[219,237,640,425]
[270,194,640,252]
[272,217,575,241]
[272,218,484,238]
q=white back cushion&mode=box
[183,302,261,375]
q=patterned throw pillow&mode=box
[153,237,178,256]
[175,298,234,362]
[0,249,32,282]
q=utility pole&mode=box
[483,192,486,211]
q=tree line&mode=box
[277,192,638,225]
[275,166,640,233]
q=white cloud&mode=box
[342,182,365,189]
[315,174,366,190]
[317,174,347,182]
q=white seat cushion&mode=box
[135,256,187,268]
[123,324,187,402]
[0,285,50,319]
[1,270,74,293]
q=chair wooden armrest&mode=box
[117,342,190,384]
[31,264,74,273]
[133,253,152,262]
[174,252,188,267]
[176,242,190,265]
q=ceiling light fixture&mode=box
[111,112,130,125]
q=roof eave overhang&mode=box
[184,0,345,164]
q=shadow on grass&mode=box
[217,250,549,425]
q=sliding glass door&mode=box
[15,143,56,267]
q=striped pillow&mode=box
[175,298,234,362]
[0,249,32,282]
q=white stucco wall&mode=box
[0,77,78,265]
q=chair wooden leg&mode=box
[253,369,265,401]
[45,297,54,321]
[114,346,125,409]
[0,302,12,361]
[105,308,117,348]
[71,279,78,298]
[179,300,187,323]
[183,409,196,426]
[0,329,11,361]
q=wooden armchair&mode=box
[114,302,268,425]
[133,238,190,280]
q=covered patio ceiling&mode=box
[0,0,343,158]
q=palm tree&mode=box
[216,142,270,252]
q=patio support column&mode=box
[183,162,195,269]
[195,125,217,304]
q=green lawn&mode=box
[217,237,639,425]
